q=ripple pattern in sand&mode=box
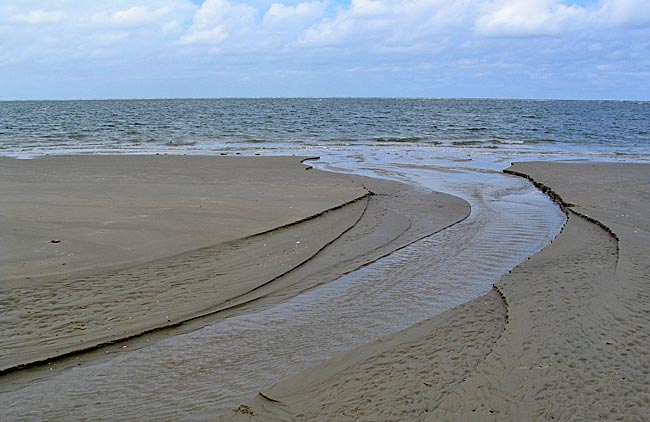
[0,165,565,421]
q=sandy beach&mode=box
[3,157,648,421]
[0,155,468,374]
[226,161,650,421]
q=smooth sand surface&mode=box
[227,162,650,421]
[0,155,366,281]
[0,155,469,375]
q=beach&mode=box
[0,155,468,374]
[0,1,647,409]
[1,155,648,421]
[225,161,650,421]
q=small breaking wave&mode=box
[373,137,427,143]
[451,140,487,147]
[451,138,558,148]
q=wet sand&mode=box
[228,162,650,421]
[0,155,469,374]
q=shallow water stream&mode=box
[0,151,565,421]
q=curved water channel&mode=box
[1,151,565,420]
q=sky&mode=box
[0,0,649,100]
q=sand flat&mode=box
[0,155,368,281]
[0,155,470,376]
[0,155,369,371]
[230,162,650,421]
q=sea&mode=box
[1,98,648,162]
[1,98,649,420]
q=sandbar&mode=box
[0,155,469,375]
[228,162,650,421]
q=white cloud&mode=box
[0,0,649,99]
[0,0,196,65]
[3,0,649,63]
[162,20,183,34]
[87,5,181,28]
[299,0,469,49]
[113,6,152,24]
[594,0,650,27]
[257,2,328,50]
[178,0,331,54]
[348,0,391,17]
[263,2,326,26]
[11,9,65,25]
[89,6,172,27]
[474,0,587,36]
[179,0,256,46]
[179,24,230,44]
[474,0,650,37]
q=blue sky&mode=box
[0,0,648,100]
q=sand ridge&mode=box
[0,155,369,372]
[226,162,650,421]
[227,290,507,421]
[0,155,470,379]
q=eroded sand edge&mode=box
[0,155,470,378]
[227,162,649,421]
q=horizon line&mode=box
[1,96,648,103]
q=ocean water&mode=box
[0,98,648,160]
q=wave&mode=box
[373,137,428,143]
[490,139,524,145]
[451,140,485,146]
[525,138,557,144]
[167,140,197,147]
[492,138,557,145]
[452,138,558,148]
